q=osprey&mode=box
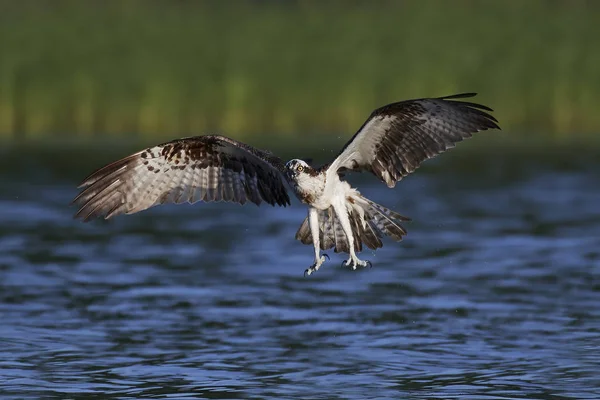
[72,93,499,276]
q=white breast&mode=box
[312,173,355,210]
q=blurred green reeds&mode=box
[0,0,599,140]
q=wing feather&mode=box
[72,135,290,221]
[325,93,499,187]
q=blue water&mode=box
[0,144,599,399]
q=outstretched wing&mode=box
[72,135,290,222]
[325,93,500,187]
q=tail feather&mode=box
[356,197,410,242]
[350,208,384,251]
[332,208,349,253]
[295,217,311,245]
[349,212,363,253]
[294,196,409,254]
[319,207,336,250]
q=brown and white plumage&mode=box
[326,93,499,187]
[73,93,499,276]
[72,135,290,222]
[295,196,410,253]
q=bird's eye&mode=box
[297,165,304,172]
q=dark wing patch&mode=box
[72,135,290,222]
[325,93,500,187]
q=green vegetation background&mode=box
[1,0,598,142]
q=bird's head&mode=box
[285,159,316,181]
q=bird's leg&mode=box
[304,208,329,277]
[333,201,371,270]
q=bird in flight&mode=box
[72,93,499,276]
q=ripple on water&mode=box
[0,158,599,398]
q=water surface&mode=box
[0,143,599,399]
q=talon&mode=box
[340,260,348,268]
[366,260,373,269]
[304,267,314,277]
[323,253,330,261]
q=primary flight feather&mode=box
[73,93,499,276]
